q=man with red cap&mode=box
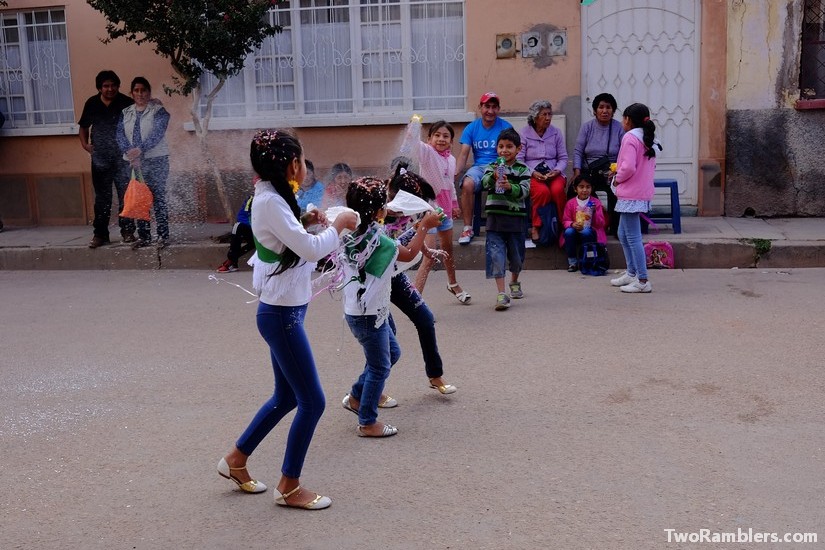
[455,92,513,245]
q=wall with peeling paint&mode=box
[727,0,803,109]
[725,0,825,216]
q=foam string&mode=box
[208,274,258,303]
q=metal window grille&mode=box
[202,0,465,118]
[0,8,74,128]
[800,0,825,99]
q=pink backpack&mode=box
[644,241,674,269]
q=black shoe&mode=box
[567,264,578,272]
[89,236,110,249]
[121,231,137,243]
[132,239,151,250]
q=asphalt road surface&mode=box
[2,268,823,549]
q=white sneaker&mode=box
[524,238,536,249]
[620,280,652,293]
[610,271,638,287]
[458,226,474,245]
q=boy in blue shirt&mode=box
[455,92,513,245]
[480,128,531,310]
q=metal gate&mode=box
[582,0,700,207]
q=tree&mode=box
[86,0,282,221]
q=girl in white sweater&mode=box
[218,129,356,510]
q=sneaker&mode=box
[567,262,578,272]
[610,271,638,287]
[495,292,511,310]
[620,280,653,293]
[121,231,137,244]
[509,281,523,299]
[458,226,474,245]
[217,260,238,273]
[524,238,536,249]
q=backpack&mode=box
[535,202,559,247]
[644,241,674,269]
[579,242,610,276]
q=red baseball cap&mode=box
[479,92,500,105]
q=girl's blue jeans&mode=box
[390,272,442,379]
[617,212,648,280]
[346,314,401,426]
[236,303,325,479]
[563,227,597,260]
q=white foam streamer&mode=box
[208,274,258,303]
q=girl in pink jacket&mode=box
[609,103,658,293]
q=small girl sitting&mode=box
[339,177,440,437]
[561,175,607,272]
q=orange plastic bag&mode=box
[121,169,153,221]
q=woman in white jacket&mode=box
[116,77,170,248]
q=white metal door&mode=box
[582,0,700,206]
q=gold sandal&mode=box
[217,458,267,493]
[274,485,331,510]
[429,378,457,394]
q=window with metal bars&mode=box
[800,0,825,101]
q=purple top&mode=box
[516,124,568,175]
[573,118,624,170]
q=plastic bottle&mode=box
[434,206,447,223]
[495,157,506,194]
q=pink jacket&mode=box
[560,195,607,246]
[614,132,655,201]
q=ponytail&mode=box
[623,103,657,159]
[250,129,303,274]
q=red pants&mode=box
[530,174,567,228]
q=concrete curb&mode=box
[3,239,825,270]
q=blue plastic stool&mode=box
[650,179,682,234]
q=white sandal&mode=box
[447,283,471,304]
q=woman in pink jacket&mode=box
[609,103,658,293]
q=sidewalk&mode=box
[0,217,824,270]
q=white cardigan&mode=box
[250,181,339,306]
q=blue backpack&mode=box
[535,202,559,247]
[579,242,610,276]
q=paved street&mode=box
[1,268,824,549]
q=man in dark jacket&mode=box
[78,70,135,248]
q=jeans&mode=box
[485,230,524,279]
[390,272,442,379]
[346,314,401,426]
[563,227,597,260]
[136,156,170,241]
[227,222,254,265]
[617,212,648,280]
[91,155,131,239]
[236,303,325,479]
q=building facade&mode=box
[0,1,819,226]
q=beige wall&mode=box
[2,1,725,222]
[727,0,803,110]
